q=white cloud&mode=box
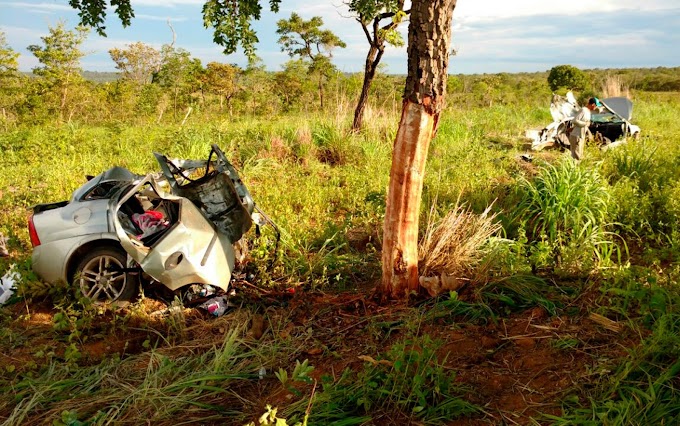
[456,0,677,22]
[4,2,72,13]
[131,0,204,7]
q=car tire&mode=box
[74,247,138,303]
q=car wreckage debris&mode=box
[28,144,280,306]
[527,91,640,152]
[131,211,170,240]
[200,296,232,316]
[0,232,8,257]
[0,265,20,306]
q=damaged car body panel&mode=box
[30,168,139,286]
[29,145,256,302]
[154,144,254,244]
[528,91,640,151]
[590,97,640,144]
[112,176,237,292]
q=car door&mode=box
[111,175,235,292]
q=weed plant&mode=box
[549,268,680,425]
[282,335,479,424]
[513,159,618,273]
[423,291,495,325]
[476,274,560,315]
[1,326,279,425]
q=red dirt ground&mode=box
[1,285,639,425]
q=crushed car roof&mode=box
[71,166,139,201]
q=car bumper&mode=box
[32,239,74,284]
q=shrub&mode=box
[547,65,589,93]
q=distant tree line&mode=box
[1,24,678,128]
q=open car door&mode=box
[111,176,236,292]
[154,144,254,244]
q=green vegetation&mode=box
[548,64,589,93]
[1,29,680,423]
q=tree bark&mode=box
[351,45,383,132]
[318,76,324,110]
[380,0,457,300]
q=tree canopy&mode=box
[276,13,345,109]
[109,42,161,85]
[548,64,589,92]
[0,31,19,77]
[67,0,282,58]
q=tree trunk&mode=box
[351,45,383,132]
[60,85,68,119]
[379,0,457,300]
[318,76,324,110]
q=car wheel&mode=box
[74,247,137,303]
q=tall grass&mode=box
[513,159,619,273]
[515,159,610,242]
[2,326,271,424]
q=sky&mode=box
[1,0,679,75]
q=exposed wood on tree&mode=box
[380,0,457,300]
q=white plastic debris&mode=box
[0,232,8,257]
[0,264,20,305]
[199,296,231,317]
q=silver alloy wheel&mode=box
[78,253,127,302]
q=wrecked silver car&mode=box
[527,91,641,151]
[29,145,261,303]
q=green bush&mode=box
[515,160,610,241]
[547,64,589,93]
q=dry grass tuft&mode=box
[269,136,290,162]
[601,74,630,99]
[291,124,314,165]
[418,202,502,296]
[296,125,312,146]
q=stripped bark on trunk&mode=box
[380,0,457,300]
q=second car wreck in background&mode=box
[29,144,277,304]
[527,91,641,151]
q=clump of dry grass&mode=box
[601,74,630,99]
[418,202,501,296]
[291,124,314,165]
[269,136,290,162]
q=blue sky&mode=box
[1,0,679,74]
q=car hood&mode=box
[601,97,633,121]
[549,92,634,122]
